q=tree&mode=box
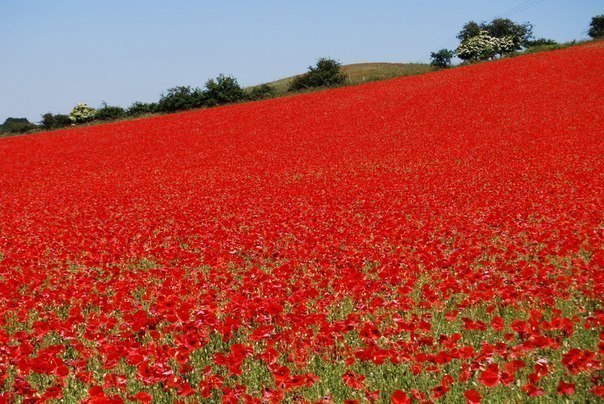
[204,74,245,106]
[430,49,455,68]
[588,15,604,39]
[95,102,126,121]
[157,86,205,112]
[127,102,158,117]
[69,103,96,124]
[247,84,276,100]
[457,21,482,43]
[457,18,533,58]
[289,58,347,91]
[486,18,533,50]
[40,113,71,130]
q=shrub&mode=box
[524,43,561,54]
[288,58,347,91]
[69,103,96,124]
[95,102,126,121]
[588,15,604,39]
[525,38,558,47]
[127,102,158,117]
[157,86,205,113]
[457,18,533,58]
[0,118,38,134]
[40,113,72,130]
[247,84,277,100]
[430,49,455,68]
[204,74,245,106]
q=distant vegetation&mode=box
[1,15,600,137]
[69,103,97,124]
[40,113,71,131]
[288,58,347,91]
[0,118,38,135]
[266,63,433,93]
[589,15,604,39]
[95,102,126,121]
[430,49,455,68]
[429,18,572,67]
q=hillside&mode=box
[264,62,433,92]
[0,44,603,402]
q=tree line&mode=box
[41,74,278,129]
[2,58,348,134]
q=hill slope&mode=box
[264,62,433,92]
[0,44,603,402]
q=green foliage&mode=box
[157,86,205,113]
[204,74,245,106]
[456,21,482,43]
[288,58,347,91]
[457,18,533,59]
[69,103,96,124]
[430,49,455,68]
[0,117,38,134]
[525,38,558,47]
[127,102,158,117]
[40,113,71,130]
[95,102,126,121]
[486,18,533,49]
[246,84,277,101]
[524,43,561,54]
[588,15,604,38]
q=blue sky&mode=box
[1,0,601,123]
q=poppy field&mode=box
[0,44,603,403]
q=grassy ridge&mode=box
[264,63,434,93]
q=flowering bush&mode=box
[456,31,515,61]
[68,102,96,124]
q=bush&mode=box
[246,84,277,100]
[127,102,158,117]
[588,15,604,39]
[288,58,347,91]
[40,113,71,130]
[69,103,96,124]
[430,49,455,68]
[525,38,558,47]
[0,118,38,134]
[157,86,205,113]
[95,102,126,121]
[457,18,533,58]
[204,74,245,106]
[456,31,515,62]
[524,43,561,54]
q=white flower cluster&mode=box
[69,103,96,124]
[456,31,516,61]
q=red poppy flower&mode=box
[479,364,500,387]
[464,389,481,404]
[391,390,411,404]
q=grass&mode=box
[265,63,434,93]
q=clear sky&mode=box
[1,0,601,123]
